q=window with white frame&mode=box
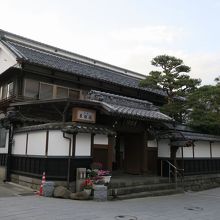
[0,82,14,100]
[0,87,2,100]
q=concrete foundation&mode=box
[10,174,76,191]
[0,166,6,180]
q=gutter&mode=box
[5,122,13,182]
[62,132,72,189]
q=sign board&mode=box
[72,107,96,123]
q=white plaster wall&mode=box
[0,132,9,154]
[94,134,108,145]
[75,133,91,156]
[48,131,70,156]
[12,133,26,155]
[176,147,182,158]
[158,139,170,158]
[211,142,220,158]
[148,139,157,148]
[194,141,210,158]
[27,131,46,156]
[183,146,193,158]
[0,44,17,74]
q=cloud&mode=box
[183,53,220,85]
[110,26,186,44]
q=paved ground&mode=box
[0,181,35,197]
[0,182,219,220]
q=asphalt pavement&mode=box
[0,181,35,197]
[0,180,219,220]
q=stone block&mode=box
[53,186,71,199]
[94,185,108,201]
[69,191,90,200]
[43,182,55,197]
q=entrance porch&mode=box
[108,172,183,200]
[112,132,158,175]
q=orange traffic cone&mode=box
[37,172,46,196]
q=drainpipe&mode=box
[5,107,17,182]
[5,122,13,182]
[63,132,72,189]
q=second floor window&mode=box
[24,79,80,100]
[39,83,54,99]
[24,79,39,98]
[0,82,14,100]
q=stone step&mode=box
[109,177,170,188]
[109,188,184,200]
[108,183,177,196]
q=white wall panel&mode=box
[12,133,26,155]
[0,44,17,74]
[183,146,193,158]
[48,131,70,156]
[158,139,170,158]
[148,139,157,148]
[75,133,91,156]
[194,141,210,158]
[94,134,108,145]
[0,132,9,154]
[27,131,46,156]
[212,142,220,158]
[176,147,182,158]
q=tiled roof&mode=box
[3,39,166,97]
[88,90,172,122]
[62,123,115,135]
[159,130,220,142]
[181,132,220,142]
[15,122,115,135]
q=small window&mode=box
[0,128,7,148]
[56,86,68,98]
[39,83,53,100]
[7,82,14,97]
[69,89,80,99]
[0,82,14,99]
[0,87,2,100]
[24,79,39,99]
[2,84,8,99]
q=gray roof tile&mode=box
[88,90,172,122]
[159,130,220,142]
[5,40,166,96]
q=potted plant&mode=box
[98,170,111,183]
[80,178,93,195]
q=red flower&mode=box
[80,178,93,190]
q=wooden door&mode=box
[124,134,142,174]
[92,144,112,171]
[147,147,158,174]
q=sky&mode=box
[1,0,220,85]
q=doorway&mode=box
[115,133,144,174]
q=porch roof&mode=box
[88,90,173,122]
[62,123,115,135]
[15,122,115,135]
[159,130,220,142]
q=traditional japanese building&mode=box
[0,30,220,189]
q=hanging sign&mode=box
[72,107,96,123]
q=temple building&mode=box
[0,30,220,188]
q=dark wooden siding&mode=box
[159,158,220,176]
[10,155,92,181]
[0,154,7,166]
